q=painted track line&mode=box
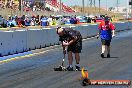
[0,48,56,64]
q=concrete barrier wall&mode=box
[0,22,131,56]
[0,32,11,56]
[127,21,132,29]
[13,30,27,53]
[114,22,128,31]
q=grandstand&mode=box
[0,0,75,12]
[22,0,75,12]
[45,0,75,13]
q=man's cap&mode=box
[104,17,110,21]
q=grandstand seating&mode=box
[45,0,75,13]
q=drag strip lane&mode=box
[0,30,131,88]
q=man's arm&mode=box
[63,37,77,46]
[97,23,102,39]
[68,37,77,45]
[112,30,115,37]
[97,30,101,39]
[111,23,116,37]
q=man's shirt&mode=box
[98,21,115,40]
[59,28,82,44]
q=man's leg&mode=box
[75,53,81,70]
[106,44,111,58]
[67,45,74,70]
[106,46,110,58]
[75,53,80,64]
[67,51,73,70]
[106,40,111,58]
[107,46,110,54]
[102,45,106,54]
[101,45,105,58]
[101,40,106,58]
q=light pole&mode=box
[131,0,132,14]
[106,0,107,11]
[99,0,101,13]
[94,0,96,12]
[127,0,129,31]
[87,0,89,15]
[82,0,85,15]
[116,0,119,12]
[106,0,108,15]
[126,0,129,18]
[21,0,23,16]
[19,0,23,16]
[90,0,92,7]
[60,0,62,15]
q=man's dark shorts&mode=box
[67,40,82,53]
[101,39,111,46]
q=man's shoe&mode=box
[101,53,104,58]
[67,66,73,71]
[75,65,81,71]
[107,54,110,58]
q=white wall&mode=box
[0,22,130,56]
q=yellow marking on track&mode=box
[0,48,55,64]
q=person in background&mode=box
[21,15,25,26]
[87,17,92,23]
[7,17,13,27]
[65,16,70,25]
[41,15,48,26]
[47,15,53,26]
[70,15,75,24]
[35,15,40,25]
[0,15,3,26]
[0,15,7,28]
[11,17,17,27]
[25,17,31,26]
[52,16,57,26]
[31,19,35,26]
[17,17,25,27]
[21,15,25,21]
[74,15,77,24]
[98,17,115,58]
[57,16,64,25]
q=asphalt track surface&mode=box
[0,30,132,88]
